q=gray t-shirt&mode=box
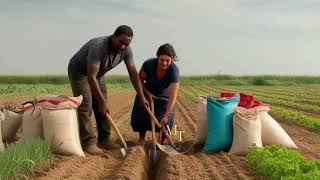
[68,35,134,78]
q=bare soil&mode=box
[1,88,319,179]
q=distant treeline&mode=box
[0,75,319,85]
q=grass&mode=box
[246,145,320,179]
[0,138,53,180]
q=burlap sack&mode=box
[229,107,265,155]
[195,96,207,144]
[0,110,5,151]
[40,95,84,156]
[21,106,43,140]
[1,108,23,142]
[260,112,298,149]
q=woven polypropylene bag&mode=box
[203,93,240,153]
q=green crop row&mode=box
[272,107,320,130]
[222,85,320,106]
[0,84,71,94]
[246,145,320,179]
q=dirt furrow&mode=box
[106,146,149,180]
[154,154,213,180]
[211,153,250,179]
[36,153,121,180]
[154,152,257,180]
[176,99,196,132]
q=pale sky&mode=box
[1,0,320,75]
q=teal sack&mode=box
[203,93,240,153]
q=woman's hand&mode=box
[161,114,169,126]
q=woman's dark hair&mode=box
[113,25,133,37]
[156,43,177,60]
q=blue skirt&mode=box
[131,95,175,133]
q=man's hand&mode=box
[145,91,155,104]
[139,95,149,110]
[98,100,109,116]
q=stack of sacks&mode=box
[195,96,207,144]
[203,93,240,153]
[0,110,5,151]
[222,93,298,155]
[196,93,256,145]
[22,95,85,156]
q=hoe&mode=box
[146,101,181,166]
[105,113,129,157]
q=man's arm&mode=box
[126,63,149,109]
[87,63,108,114]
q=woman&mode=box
[131,43,180,145]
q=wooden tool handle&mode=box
[105,113,128,149]
[150,100,157,148]
[146,108,176,148]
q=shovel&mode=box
[145,107,181,156]
[105,113,129,157]
[148,99,160,166]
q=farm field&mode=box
[1,83,320,179]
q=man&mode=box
[68,25,148,155]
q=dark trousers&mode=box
[68,69,111,146]
[131,94,175,133]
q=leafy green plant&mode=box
[246,145,320,179]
